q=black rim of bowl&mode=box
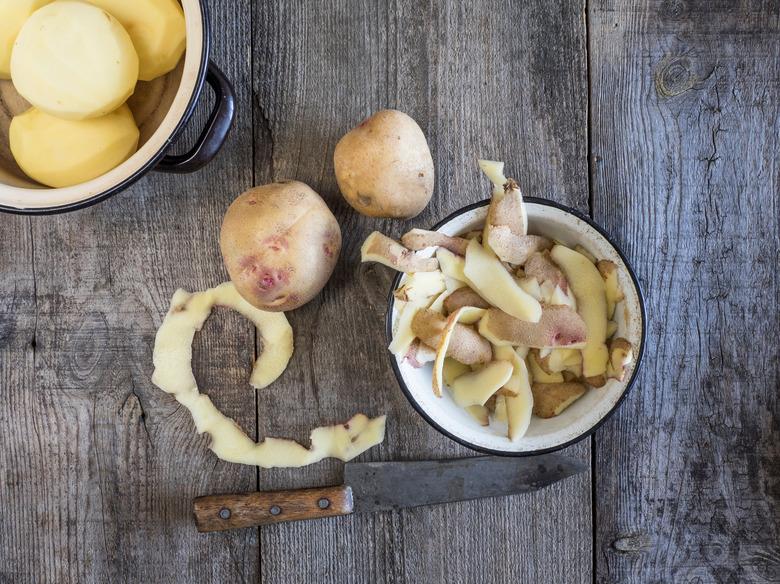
[0,1,211,216]
[385,197,647,457]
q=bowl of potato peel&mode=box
[363,160,646,455]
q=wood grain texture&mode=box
[253,1,592,583]
[589,1,780,582]
[194,486,354,532]
[4,0,777,582]
[0,2,259,582]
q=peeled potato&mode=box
[0,0,52,80]
[334,109,434,219]
[220,181,342,312]
[86,0,186,81]
[11,1,139,120]
[10,105,140,188]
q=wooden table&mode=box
[1,1,778,582]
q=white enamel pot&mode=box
[0,0,235,215]
[387,198,647,455]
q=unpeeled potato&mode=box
[334,109,434,219]
[0,0,52,80]
[86,0,186,81]
[10,105,140,188]
[11,1,139,120]
[220,181,342,312]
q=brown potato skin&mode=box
[481,306,587,348]
[220,181,342,312]
[442,287,491,314]
[411,309,492,365]
[334,109,434,218]
[531,382,587,418]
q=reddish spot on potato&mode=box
[247,199,257,205]
[238,256,293,296]
[263,235,288,253]
[251,267,291,295]
[323,243,333,258]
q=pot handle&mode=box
[156,61,236,174]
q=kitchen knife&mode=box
[193,453,585,532]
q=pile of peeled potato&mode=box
[360,160,634,442]
[1,0,186,188]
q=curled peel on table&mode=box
[152,282,386,468]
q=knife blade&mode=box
[193,453,585,532]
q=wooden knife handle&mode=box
[193,485,354,532]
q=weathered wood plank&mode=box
[0,218,39,581]
[254,2,592,583]
[0,3,259,582]
[589,1,780,582]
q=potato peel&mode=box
[152,283,292,391]
[482,178,529,256]
[442,287,491,314]
[361,231,438,273]
[505,356,533,441]
[450,360,513,407]
[393,271,446,304]
[428,289,452,313]
[486,228,550,265]
[531,382,587,418]
[390,272,447,356]
[432,307,486,397]
[478,306,587,349]
[550,245,609,378]
[597,260,625,319]
[388,300,421,356]
[464,239,541,322]
[465,404,490,426]
[492,345,521,396]
[437,247,468,282]
[606,337,633,381]
[411,308,492,365]
[152,282,386,467]
[401,229,469,256]
[478,159,507,193]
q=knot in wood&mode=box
[611,533,652,553]
[655,56,696,97]
[660,0,690,21]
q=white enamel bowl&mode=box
[386,198,646,455]
[0,0,235,215]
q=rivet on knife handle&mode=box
[193,485,354,532]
